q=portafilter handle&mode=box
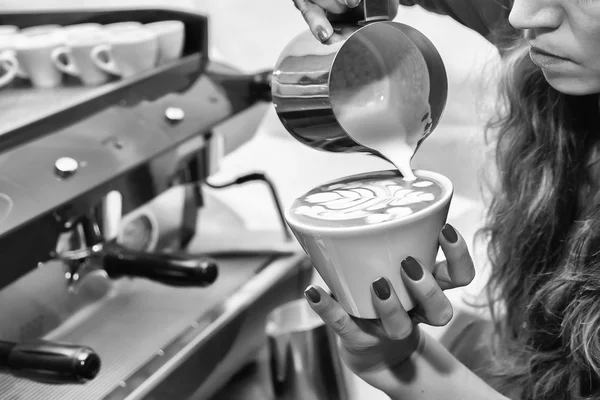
[0,340,101,384]
[102,245,219,287]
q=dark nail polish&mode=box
[316,26,329,42]
[372,277,391,300]
[305,286,321,303]
[402,256,424,281]
[442,224,458,244]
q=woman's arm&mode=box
[398,0,511,43]
[362,330,510,400]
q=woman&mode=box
[293,0,600,399]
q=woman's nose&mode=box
[509,0,563,31]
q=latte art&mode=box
[290,173,443,228]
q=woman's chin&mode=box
[543,71,600,95]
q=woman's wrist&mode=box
[359,329,508,400]
[356,326,426,395]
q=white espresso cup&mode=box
[14,31,65,88]
[0,53,18,89]
[0,25,18,36]
[63,23,102,33]
[91,28,158,78]
[51,30,112,86]
[144,20,185,65]
[285,169,453,319]
[0,34,18,89]
[19,24,63,38]
[103,21,143,34]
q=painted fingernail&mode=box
[305,286,321,303]
[316,26,330,42]
[401,256,424,281]
[345,0,361,7]
[372,277,391,300]
[442,224,458,244]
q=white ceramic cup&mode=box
[144,20,185,65]
[91,28,158,78]
[103,21,143,34]
[14,31,65,88]
[51,30,112,86]
[0,56,18,88]
[285,169,453,319]
[19,24,63,37]
[62,23,102,36]
[0,34,18,88]
[0,54,18,89]
[0,25,18,36]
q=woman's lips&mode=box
[529,46,574,69]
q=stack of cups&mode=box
[0,20,185,90]
[0,25,20,89]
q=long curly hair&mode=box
[479,22,600,400]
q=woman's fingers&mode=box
[293,0,334,42]
[434,224,476,290]
[292,0,354,43]
[401,256,454,326]
[370,277,414,340]
[304,285,363,343]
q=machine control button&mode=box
[165,107,185,123]
[55,157,79,179]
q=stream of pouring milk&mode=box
[339,102,432,182]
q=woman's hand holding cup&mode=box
[304,224,475,387]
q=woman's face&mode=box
[509,0,600,95]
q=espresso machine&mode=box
[0,7,312,400]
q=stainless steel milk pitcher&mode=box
[266,298,351,400]
[271,6,448,158]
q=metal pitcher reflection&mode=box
[266,298,351,400]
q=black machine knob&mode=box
[54,157,79,179]
[102,245,218,287]
[0,340,101,384]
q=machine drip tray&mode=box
[0,252,312,400]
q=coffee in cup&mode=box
[285,169,453,319]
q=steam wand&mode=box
[204,172,292,241]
